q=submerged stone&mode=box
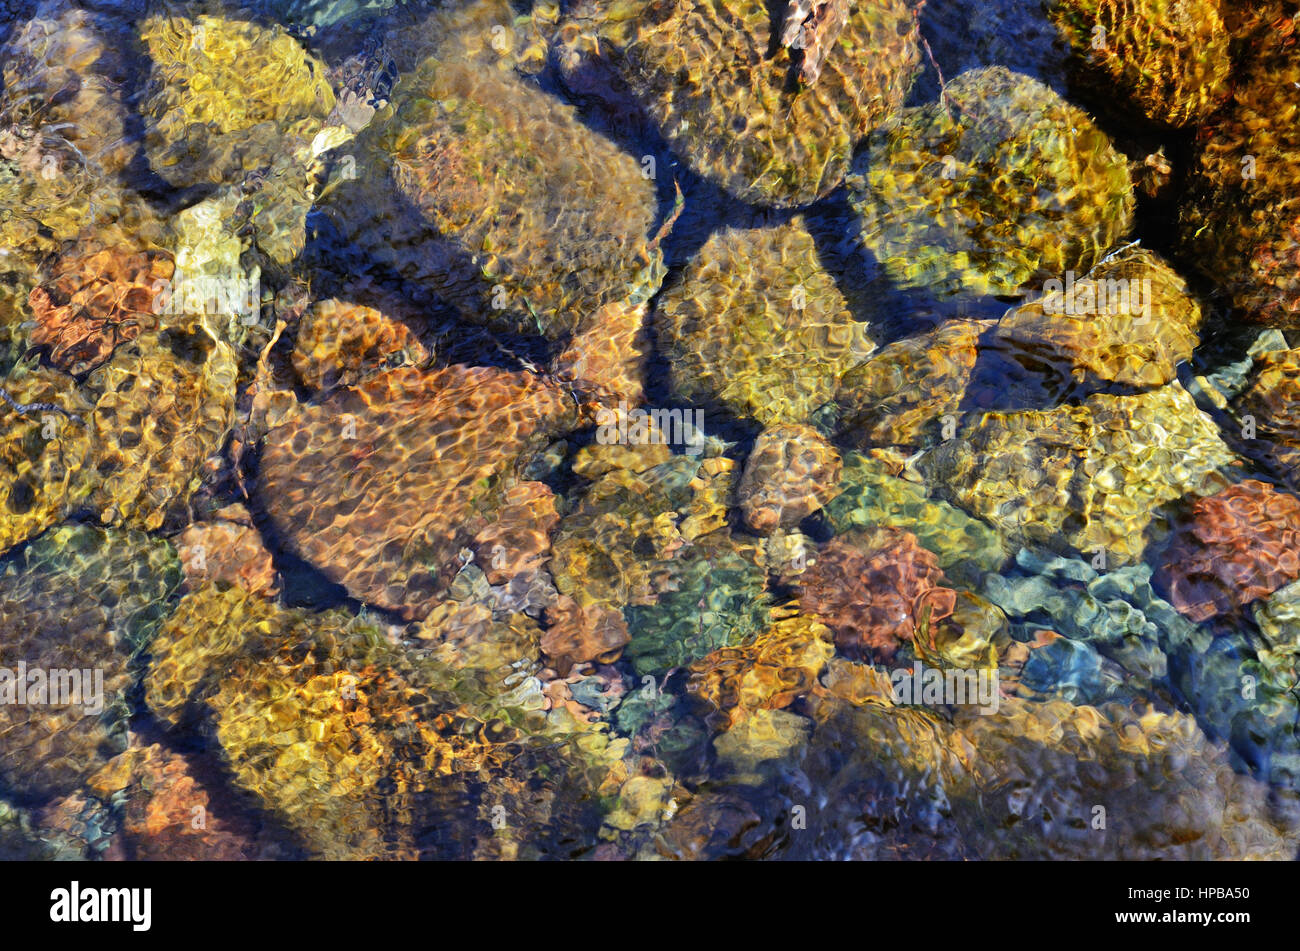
[0,364,93,556]
[291,298,429,394]
[994,246,1202,390]
[918,383,1237,563]
[657,217,875,427]
[323,17,663,341]
[553,0,922,207]
[139,14,335,191]
[1156,479,1300,622]
[0,4,131,264]
[146,585,609,859]
[795,527,958,663]
[84,325,238,531]
[139,14,336,266]
[1232,348,1300,481]
[1179,5,1300,326]
[1049,0,1231,126]
[823,451,1006,584]
[737,424,842,534]
[689,610,834,730]
[0,524,180,801]
[28,245,175,376]
[259,365,577,619]
[847,66,1134,299]
[834,319,986,451]
[551,450,771,676]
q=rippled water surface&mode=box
[1,0,1299,860]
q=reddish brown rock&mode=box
[259,365,577,618]
[1158,479,1300,621]
[291,298,429,393]
[796,528,958,662]
[28,246,174,374]
[87,742,271,861]
[540,596,631,675]
[552,299,652,410]
[175,508,278,596]
[470,481,560,587]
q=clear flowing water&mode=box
[0,0,1299,861]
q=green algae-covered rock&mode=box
[323,12,664,341]
[623,531,771,677]
[994,246,1202,390]
[918,383,1237,564]
[553,0,922,207]
[657,217,875,427]
[146,584,609,859]
[551,449,771,675]
[847,66,1134,299]
[0,524,180,801]
[1049,0,1231,126]
[823,451,1005,585]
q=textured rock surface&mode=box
[0,364,93,555]
[834,319,985,451]
[1179,4,1300,326]
[994,246,1202,389]
[554,0,922,207]
[1049,0,1231,126]
[28,246,175,376]
[848,66,1134,298]
[0,4,131,264]
[291,298,428,394]
[551,450,771,676]
[175,509,278,597]
[918,383,1237,563]
[325,19,663,341]
[824,451,1006,584]
[86,741,284,860]
[1156,479,1300,621]
[622,530,770,676]
[139,14,334,190]
[552,299,653,408]
[260,365,577,618]
[146,585,611,859]
[1233,348,1300,480]
[796,527,958,662]
[0,525,180,801]
[657,218,874,426]
[737,424,841,534]
[84,325,238,531]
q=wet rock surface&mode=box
[2,0,1300,863]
